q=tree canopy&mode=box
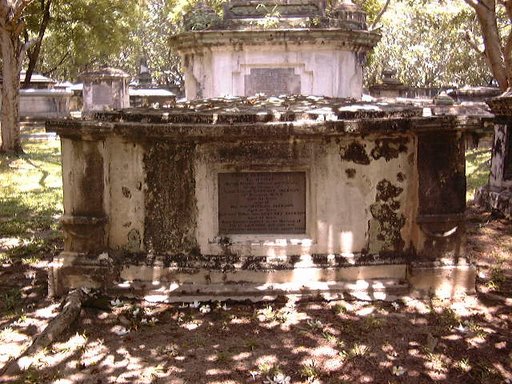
[23,0,142,81]
[365,0,493,88]
[12,0,507,90]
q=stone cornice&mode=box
[170,28,381,53]
[47,96,487,140]
[47,116,482,142]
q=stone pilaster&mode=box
[49,135,112,296]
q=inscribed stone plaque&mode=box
[92,83,113,105]
[218,172,306,234]
[245,68,301,96]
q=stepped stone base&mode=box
[408,263,477,298]
[49,252,476,302]
[110,279,410,303]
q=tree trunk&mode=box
[0,28,23,154]
[0,290,87,378]
[503,0,512,86]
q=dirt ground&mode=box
[0,203,511,384]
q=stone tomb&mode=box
[80,67,130,115]
[46,96,480,300]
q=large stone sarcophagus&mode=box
[47,96,479,300]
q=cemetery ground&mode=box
[0,127,511,384]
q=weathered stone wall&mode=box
[60,137,107,254]
[192,134,415,261]
[183,46,363,99]
[144,142,198,254]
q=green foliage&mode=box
[111,0,226,86]
[466,147,492,201]
[14,0,504,90]
[255,305,293,323]
[300,360,321,382]
[365,0,491,87]
[487,263,506,291]
[1,288,22,313]
[436,307,461,330]
[354,0,384,25]
[339,342,371,361]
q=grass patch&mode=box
[0,136,63,264]
[466,146,492,201]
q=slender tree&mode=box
[0,0,34,154]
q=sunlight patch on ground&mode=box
[0,237,22,250]
[33,303,60,319]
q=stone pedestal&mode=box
[80,67,130,116]
[48,131,111,296]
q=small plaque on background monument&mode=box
[92,83,113,105]
[245,68,301,96]
[218,172,306,234]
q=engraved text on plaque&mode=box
[218,172,306,234]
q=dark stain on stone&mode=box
[143,141,198,254]
[241,256,264,270]
[370,137,409,161]
[126,228,141,252]
[218,141,305,162]
[312,254,328,264]
[417,131,465,215]
[390,200,400,211]
[396,172,406,182]
[332,251,408,266]
[72,140,104,216]
[334,254,350,266]
[356,253,379,264]
[218,236,232,247]
[161,251,241,272]
[288,255,301,265]
[369,179,406,253]
[122,186,132,198]
[493,137,503,157]
[345,168,356,178]
[340,142,370,165]
[375,179,403,202]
